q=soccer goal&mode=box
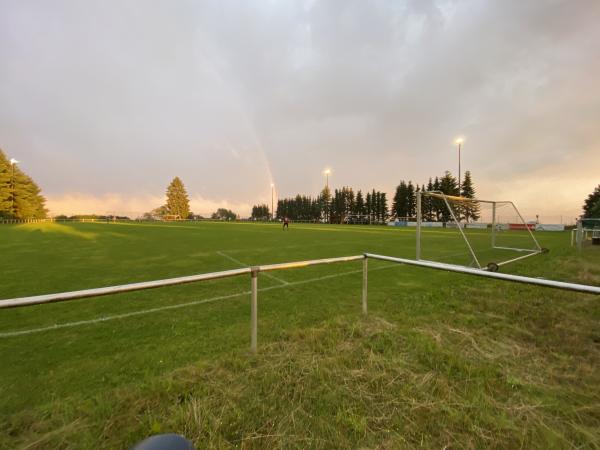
[416,191,544,271]
[574,218,600,249]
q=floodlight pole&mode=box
[416,191,422,260]
[324,169,331,223]
[271,184,274,221]
[458,141,461,192]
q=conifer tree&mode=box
[320,186,332,222]
[0,151,12,216]
[379,192,388,222]
[423,178,435,221]
[0,150,47,219]
[589,198,600,218]
[439,171,459,196]
[407,181,416,218]
[251,204,270,220]
[460,170,480,222]
[165,177,190,219]
[392,181,408,219]
[583,185,600,218]
[355,190,365,217]
[372,189,378,223]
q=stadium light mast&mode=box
[324,169,331,189]
[9,158,18,216]
[454,138,464,193]
[270,183,275,221]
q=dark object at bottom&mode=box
[486,262,499,272]
[541,247,550,253]
[593,238,600,246]
[131,434,196,450]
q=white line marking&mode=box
[217,251,289,285]
[0,264,399,338]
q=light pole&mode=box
[323,169,332,223]
[9,158,18,216]
[270,183,275,221]
[454,138,463,193]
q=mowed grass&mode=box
[0,221,599,449]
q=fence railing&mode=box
[1,254,599,352]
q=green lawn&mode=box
[0,221,599,449]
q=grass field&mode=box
[1,221,599,449]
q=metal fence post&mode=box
[491,202,497,248]
[250,267,259,353]
[362,255,368,315]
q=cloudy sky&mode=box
[1,0,598,221]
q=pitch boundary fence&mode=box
[1,254,599,352]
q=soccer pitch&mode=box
[1,221,599,449]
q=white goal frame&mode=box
[416,191,543,271]
[574,218,600,249]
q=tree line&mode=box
[266,186,389,224]
[392,170,479,222]
[0,149,47,219]
[252,170,479,224]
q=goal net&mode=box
[416,191,543,271]
[575,218,600,249]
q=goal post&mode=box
[416,191,544,271]
[574,218,600,249]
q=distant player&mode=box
[283,217,289,230]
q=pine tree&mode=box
[355,190,365,218]
[439,171,459,196]
[583,185,600,218]
[432,177,442,221]
[372,189,379,223]
[0,151,12,217]
[165,177,190,219]
[392,181,409,219]
[0,150,47,219]
[438,172,459,222]
[251,204,270,220]
[423,178,435,221]
[460,171,480,222]
[379,192,388,223]
[407,181,416,218]
[320,186,332,222]
[589,198,600,218]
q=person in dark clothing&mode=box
[283,217,289,230]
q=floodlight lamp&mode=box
[9,158,19,165]
[270,183,275,188]
[454,137,464,145]
[324,169,331,175]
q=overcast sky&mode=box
[1,0,598,221]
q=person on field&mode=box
[283,217,289,230]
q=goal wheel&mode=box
[541,247,550,254]
[486,262,499,272]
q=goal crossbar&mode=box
[423,192,509,205]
